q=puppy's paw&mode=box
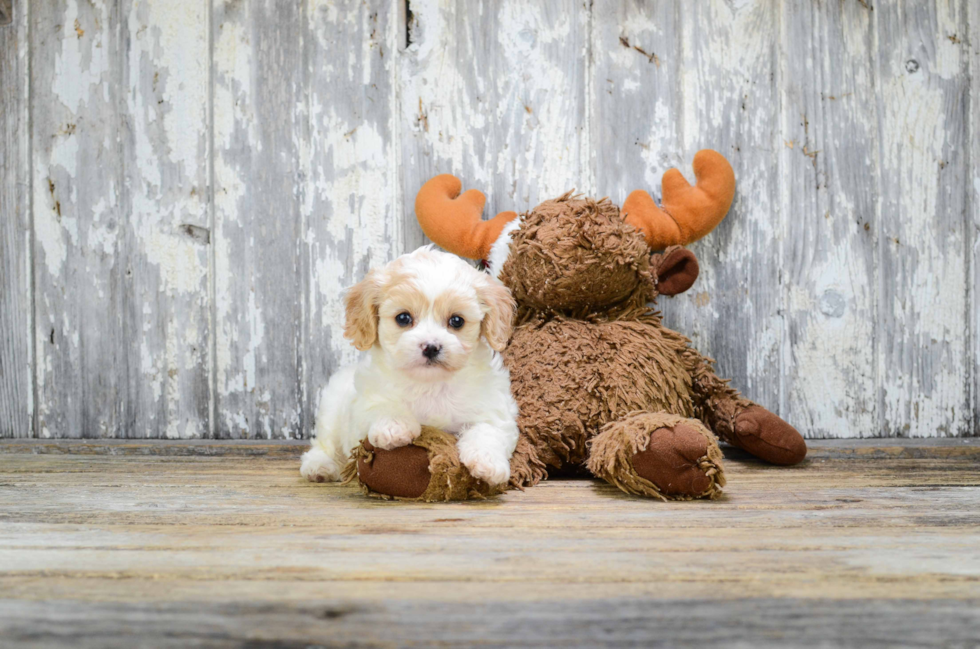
[459,445,511,486]
[368,417,422,450]
[300,446,341,483]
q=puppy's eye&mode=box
[395,312,413,327]
[448,315,465,330]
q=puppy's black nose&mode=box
[422,344,442,360]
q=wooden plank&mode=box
[971,0,980,439]
[2,437,979,460]
[212,0,306,438]
[31,1,126,438]
[30,1,210,438]
[593,0,783,415]
[0,0,32,437]
[304,0,399,437]
[0,449,977,646]
[1,598,978,649]
[119,0,211,437]
[399,0,590,253]
[875,1,972,437]
[777,1,878,438]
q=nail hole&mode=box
[0,0,12,27]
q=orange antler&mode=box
[622,149,736,250]
[414,175,518,261]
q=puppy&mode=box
[300,246,519,486]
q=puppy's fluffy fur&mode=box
[300,246,519,486]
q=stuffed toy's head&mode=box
[493,195,703,313]
[414,149,734,314]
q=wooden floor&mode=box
[1,439,978,648]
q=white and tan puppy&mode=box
[300,246,519,486]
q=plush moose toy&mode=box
[350,150,807,501]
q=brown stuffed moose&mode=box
[350,150,807,501]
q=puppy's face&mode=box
[344,248,514,380]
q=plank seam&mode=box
[26,0,36,438]
[299,0,311,440]
[775,0,787,422]
[394,0,403,257]
[207,0,216,440]
[968,0,978,438]
[869,0,882,441]
[870,0,885,438]
[584,0,595,196]
[391,0,404,257]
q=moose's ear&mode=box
[654,246,699,296]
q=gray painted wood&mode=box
[970,0,979,441]
[120,0,212,438]
[778,1,878,438]
[212,0,307,439]
[0,1,13,27]
[593,0,783,414]
[874,0,972,437]
[0,0,32,438]
[30,1,210,439]
[2,0,978,439]
[31,1,129,438]
[399,0,591,253]
[304,0,400,438]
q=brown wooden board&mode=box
[0,440,977,646]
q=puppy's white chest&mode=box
[408,386,463,433]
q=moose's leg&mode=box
[687,352,807,465]
[508,434,549,489]
[345,427,541,501]
[586,412,725,500]
[345,426,507,501]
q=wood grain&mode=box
[0,0,31,438]
[304,0,400,436]
[31,1,128,438]
[970,0,979,441]
[778,1,878,438]
[2,1,979,439]
[2,436,979,459]
[875,0,972,437]
[0,442,977,647]
[212,0,307,439]
[29,1,210,439]
[399,0,590,252]
[120,0,212,438]
[1,598,978,649]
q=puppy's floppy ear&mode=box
[477,276,516,352]
[344,270,383,351]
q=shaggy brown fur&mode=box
[587,412,725,500]
[502,195,650,315]
[496,193,805,498]
[505,316,698,474]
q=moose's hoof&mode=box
[632,423,717,497]
[588,412,725,500]
[732,406,807,465]
[356,440,431,499]
[348,427,508,502]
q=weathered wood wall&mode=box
[0,0,977,440]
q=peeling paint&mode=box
[12,0,978,441]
